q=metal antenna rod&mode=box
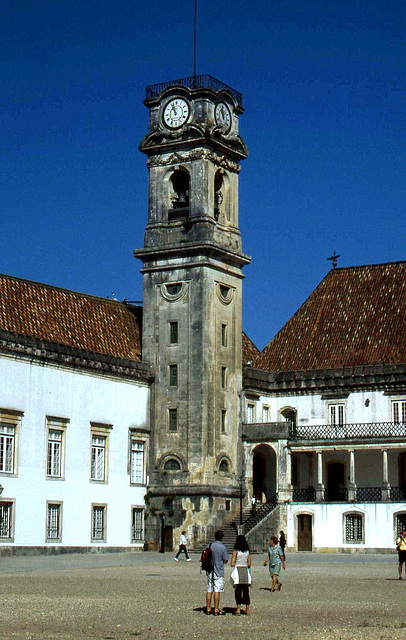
[193,0,197,78]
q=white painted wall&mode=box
[0,354,149,548]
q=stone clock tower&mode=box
[134,75,250,549]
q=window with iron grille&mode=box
[47,503,62,541]
[169,321,179,344]
[169,364,178,387]
[395,513,406,537]
[221,409,227,434]
[132,507,144,542]
[130,439,145,484]
[0,502,12,540]
[91,436,106,481]
[221,366,227,389]
[168,408,178,432]
[221,323,228,348]
[329,403,345,426]
[0,423,15,474]
[92,505,106,541]
[393,400,406,424]
[263,406,270,423]
[344,513,363,543]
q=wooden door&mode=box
[164,526,173,551]
[297,514,312,551]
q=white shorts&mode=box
[206,572,225,593]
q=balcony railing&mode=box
[146,75,243,106]
[292,486,405,503]
[289,422,406,441]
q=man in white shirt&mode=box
[174,530,191,561]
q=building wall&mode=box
[0,354,149,549]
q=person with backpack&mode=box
[203,530,228,615]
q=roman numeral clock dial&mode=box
[163,98,190,129]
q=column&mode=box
[347,449,356,502]
[277,442,293,503]
[315,450,324,502]
[381,449,390,502]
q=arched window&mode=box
[169,170,189,220]
[281,408,297,430]
[164,459,181,471]
[219,459,229,473]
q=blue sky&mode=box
[1,1,404,350]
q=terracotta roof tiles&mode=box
[0,274,142,361]
[254,261,406,373]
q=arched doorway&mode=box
[252,444,276,503]
[327,462,346,501]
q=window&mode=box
[262,406,270,423]
[130,439,145,484]
[221,409,227,434]
[91,436,106,481]
[221,323,228,347]
[166,283,182,296]
[47,430,62,477]
[169,321,179,344]
[344,513,364,543]
[92,505,106,542]
[164,459,181,471]
[132,507,144,542]
[393,400,406,424]
[219,460,229,472]
[247,403,255,424]
[221,366,227,389]
[46,502,62,541]
[90,424,111,482]
[395,513,406,537]
[329,403,345,426]
[0,501,13,540]
[0,423,15,474]
[169,364,178,387]
[168,408,178,432]
[46,417,68,479]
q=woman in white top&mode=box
[230,535,251,615]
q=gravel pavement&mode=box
[1,551,405,640]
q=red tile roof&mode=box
[242,331,260,365]
[254,262,406,373]
[0,274,142,361]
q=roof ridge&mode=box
[0,272,134,307]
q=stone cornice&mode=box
[0,330,153,383]
[243,364,406,395]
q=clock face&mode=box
[163,98,190,129]
[215,102,232,132]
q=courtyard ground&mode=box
[1,551,406,640]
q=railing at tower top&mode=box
[289,421,406,441]
[239,495,278,536]
[145,75,243,106]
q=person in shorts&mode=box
[396,529,406,579]
[205,530,229,615]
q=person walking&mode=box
[263,535,285,592]
[396,529,406,579]
[279,530,287,561]
[230,535,251,615]
[174,530,191,561]
[205,530,229,615]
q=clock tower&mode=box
[134,75,250,549]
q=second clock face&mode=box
[215,102,232,131]
[163,98,190,129]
